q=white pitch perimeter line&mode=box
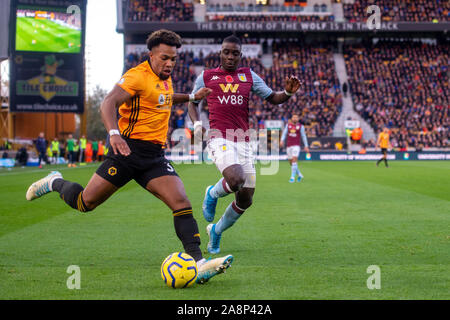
[0,164,99,177]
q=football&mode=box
[161,252,198,288]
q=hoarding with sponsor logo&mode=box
[9,0,86,113]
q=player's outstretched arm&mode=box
[172,88,212,105]
[100,85,133,156]
[266,75,302,105]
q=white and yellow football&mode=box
[161,252,198,288]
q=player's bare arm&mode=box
[266,75,302,105]
[100,85,133,156]
[187,101,206,139]
[176,88,211,140]
[172,87,212,104]
[187,101,200,123]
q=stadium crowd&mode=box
[343,0,450,22]
[206,1,333,22]
[127,0,335,22]
[124,38,450,150]
[345,40,449,150]
[206,2,330,14]
[126,0,450,23]
[125,39,342,141]
[206,15,334,22]
[127,0,193,22]
[251,40,341,137]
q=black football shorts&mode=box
[96,136,178,188]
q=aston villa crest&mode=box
[238,73,247,82]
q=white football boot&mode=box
[196,254,234,284]
[26,171,62,201]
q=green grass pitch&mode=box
[0,161,448,299]
[16,17,81,53]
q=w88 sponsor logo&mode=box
[218,95,244,105]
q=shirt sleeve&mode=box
[301,125,309,148]
[116,68,143,96]
[250,70,273,100]
[191,71,205,104]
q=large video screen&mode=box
[15,7,82,53]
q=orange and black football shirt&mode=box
[378,132,390,149]
[116,60,174,145]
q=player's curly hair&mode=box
[146,29,182,51]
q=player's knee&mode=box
[172,197,191,212]
[227,175,245,192]
[83,202,97,211]
[81,193,98,212]
[238,197,253,210]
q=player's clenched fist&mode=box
[194,87,212,101]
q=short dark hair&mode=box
[223,34,242,47]
[146,29,182,51]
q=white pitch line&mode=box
[0,164,99,177]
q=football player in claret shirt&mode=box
[25,29,233,284]
[280,113,309,183]
[188,35,301,254]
